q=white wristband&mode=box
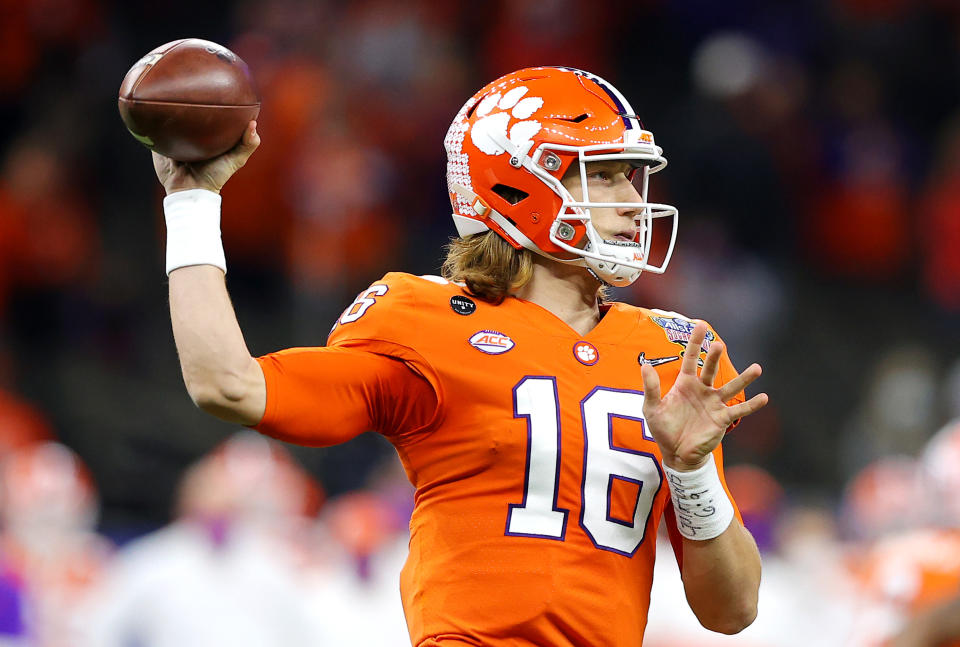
[163,189,226,275]
[663,453,735,540]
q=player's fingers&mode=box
[680,322,707,375]
[718,363,762,401]
[700,340,723,386]
[726,393,769,420]
[231,121,260,165]
[641,363,662,406]
[243,120,260,148]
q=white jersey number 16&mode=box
[505,376,663,556]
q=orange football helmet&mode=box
[444,66,678,287]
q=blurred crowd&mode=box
[2,429,960,645]
[1,0,960,643]
[0,433,414,645]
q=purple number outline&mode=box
[605,474,643,527]
[504,376,570,541]
[578,386,664,557]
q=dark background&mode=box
[1,0,958,540]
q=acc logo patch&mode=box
[469,330,515,355]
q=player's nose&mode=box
[615,177,644,218]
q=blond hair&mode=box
[441,231,534,303]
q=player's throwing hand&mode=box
[640,322,768,472]
[152,120,260,196]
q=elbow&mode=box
[697,601,758,635]
[185,381,226,411]
[184,371,252,418]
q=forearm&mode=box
[680,518,761,634]
[662,452,761,634]
[169,265,265,424]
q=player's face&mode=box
[561,161,644,243]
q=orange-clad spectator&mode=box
[804,124,910,281]
[175,430,324,528]
[285,125,400,291]
[0,140,100,303]
[919,118,960,311]
[88,432,322,647]
[0,388,55,456]
[217,48,332,271]
[0,0,103,97]
[802,60,911,281]
[863,420,960,646]
[0,0,38,98]
[841,456,925,542]
[849,529,960,647]
[480,0,615,80]
[0,442,112,647]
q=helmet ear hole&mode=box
[491,184,529,205]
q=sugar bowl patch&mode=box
[650,314,714,364]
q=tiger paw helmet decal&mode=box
[470,86,544,156]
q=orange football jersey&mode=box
[255,272,745,647]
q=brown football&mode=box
[118,39,260,162]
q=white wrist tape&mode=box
[664,453,735,540]
[163,189,226,275]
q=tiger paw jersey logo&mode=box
[470,86,544,157]
[573,341,599,366]
[650,315,714,364]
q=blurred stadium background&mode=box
[2,0,960,644]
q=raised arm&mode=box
[154,121,266,425]
[641,323,768,634]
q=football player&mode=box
[151,66,768,646]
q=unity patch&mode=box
[450,295,476,315]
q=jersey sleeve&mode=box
[253,346,437,447]
[254,273,445,447]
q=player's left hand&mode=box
[640,322,768,472]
